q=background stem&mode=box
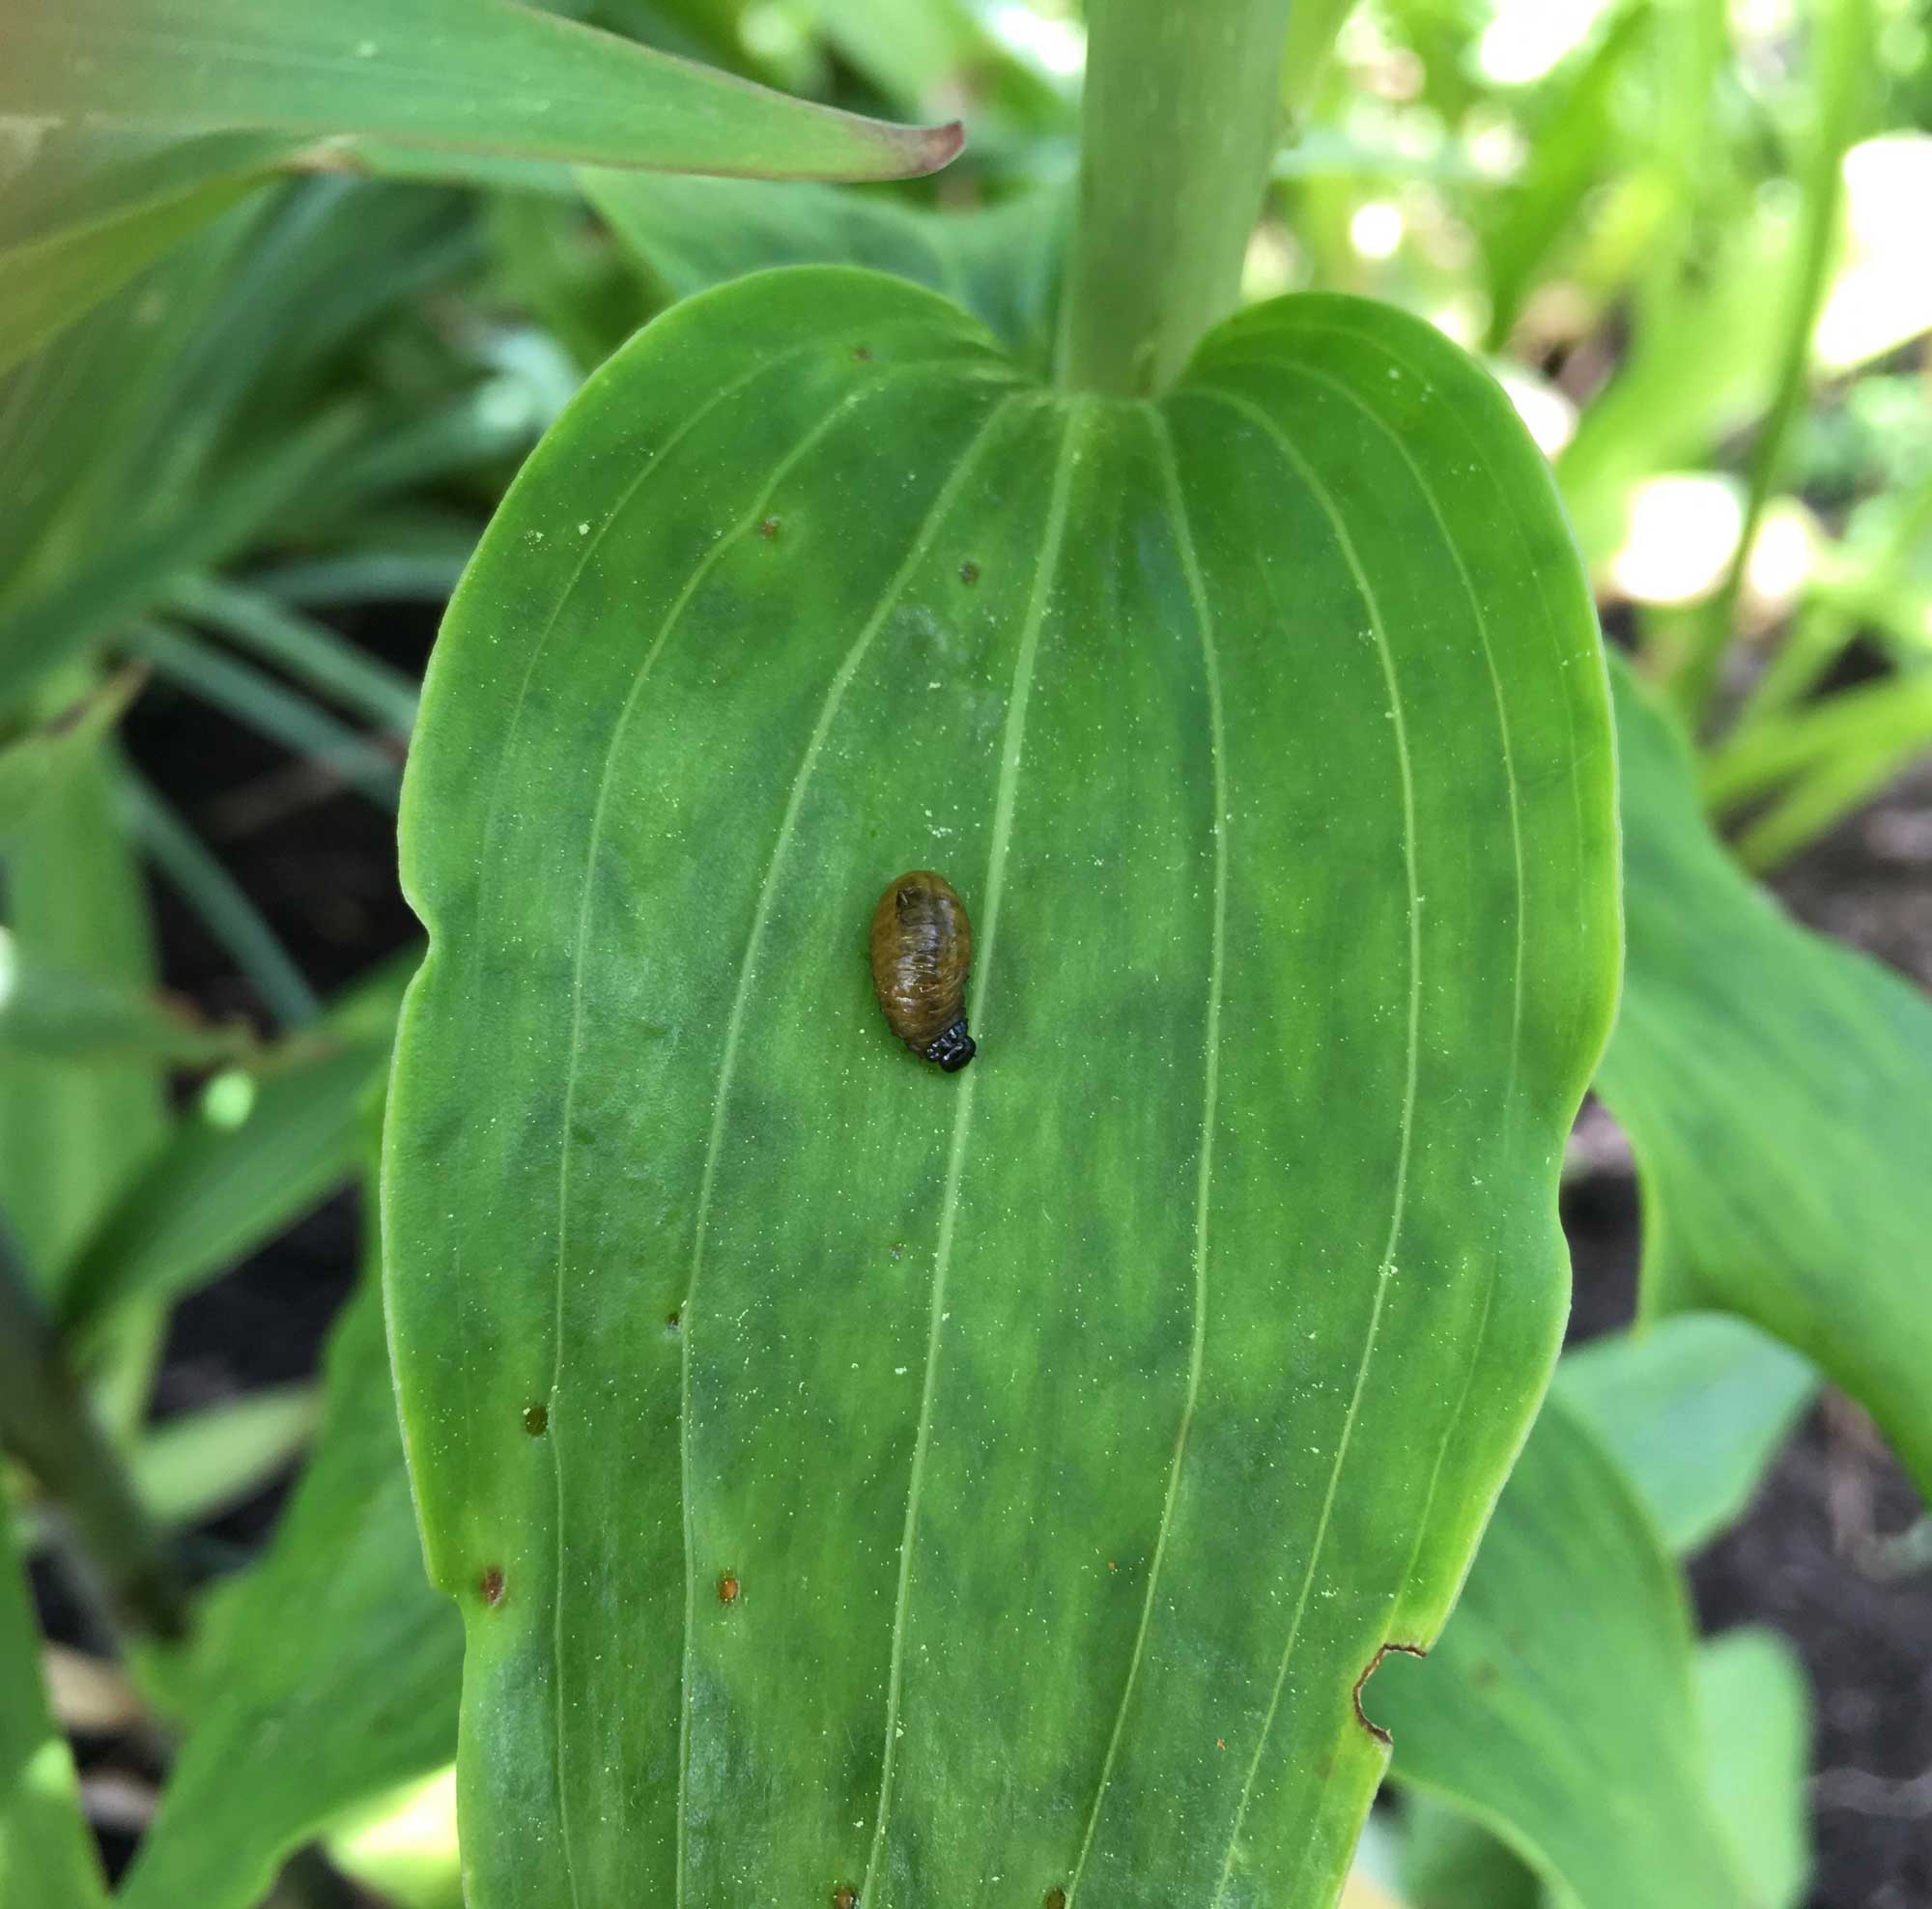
[1056,0,1297,397]
[0,1213,188,1642]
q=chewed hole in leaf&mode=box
[1352,1641,1427,1744]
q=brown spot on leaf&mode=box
[758,516,781,540]
[959,559,980,585]
[479,1567,505,1607]
[1044,1892,1067,1909]
[717,1571,740,1606]
[853,345,873,362]
[1352,1641,1427,1744]
[523,1402,548,1436]
[832,1888,859,1909]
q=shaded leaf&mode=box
[0,1499,109,1909]
[1377,1396,1750,1907]
[0,667,146,844]
[0,728,166,1289]
[5,0,961,182]
[117,1268,461,1909]
[0,932,253,1068]
[1596,657,1932,1495]
[58,954,415,1337]
[0,126,285,375]
[385,268,1618,1901]
[585,171,1066,360]
[1552,1312,1816,1554]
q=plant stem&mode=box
[1057,0,1296,398]
[0,1213,189,1643]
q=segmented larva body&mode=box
[868,870,976,1072]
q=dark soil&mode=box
[58,613,1932,1905]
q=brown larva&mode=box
[868,870,976,1072]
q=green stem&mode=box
[0,1213,188,1642]
[1671,0,1868,723]
[1057,0,1297,397]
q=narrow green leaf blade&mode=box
[4,0,962,181]
[117,1271,461,1909]
[1376,1397,1750,1908]
[0,1499,109,1909]
[0,128,283,375]
[0,668,145,844]
[57,954,413,1336]
[384,270,1617,1902]
[584,171,1066,360]
[1597,657,1932,1495]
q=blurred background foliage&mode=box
[1,1,1929,1904]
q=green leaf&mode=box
[0,932,253,1068]
[385,267,1618,1900]
[117,1270,461,1909]
[0,126,285,375]
[1596,657,1932,1496]
[133,1383,320,1529]
[1552,1313,1816,1554]
[0,667,146,844]
[1696,1629,1812,1909]
[1376,1396,1750,1908]
[0,1499,109,1909]
[585,172,1066,360]
[1397,1795,1540,1909]
[57,954,414,1337]
[4,0,962,182]
[0,728,167,1288]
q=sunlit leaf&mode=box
[1596,658,1932,1496]
[4,0,962,182]
[1376,1396,1752,1907]
[385,268,1618,1900]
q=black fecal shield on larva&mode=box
[870,869,975,1068]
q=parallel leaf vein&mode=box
[1184,385,1423,1902]
[1062,405,1226,1902]
[858,399,1085,1901]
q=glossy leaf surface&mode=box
[4,0,960,182]
[118,1268,460,1909]
[1597,658,1932,1494]
[1377,1397,1751,1907]
[384,269,1618,1903]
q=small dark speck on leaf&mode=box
[480,1567,505,1607]
[1045,1891,1067,1909]
[833,1889,859,1909]
[853,344,872,361]
[758,515,780,540]
[889,1240,906,1263]
[717,1571,740,1605]
[959,559,980,585]
[523,1402,548,1436]
[665,1308,682,1336]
